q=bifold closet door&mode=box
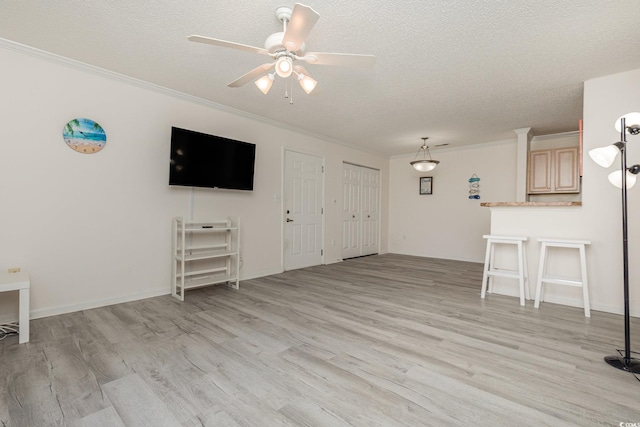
[360,167,380,256]
[341,163,361,259]
[341,163,380,259]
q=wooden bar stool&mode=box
[481,235,530,306]
[534,238,591,317]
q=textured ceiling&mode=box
[2,0,640,156]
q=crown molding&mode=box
[0,37,387,158]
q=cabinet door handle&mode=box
[352,215,356,219]
[286,218,294,222]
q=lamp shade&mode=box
[608,165,640,189]
[615,112,640,133]
[255,74,274,94]
[275,56,293,78]
[608,170,637,189]
[411,160,439,172]
[298,74,317,94]
[589,144,620,168]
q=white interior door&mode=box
[342,163,380,259]
[361,167,380,256]
[341,163,361,259]
[284,150,324,271]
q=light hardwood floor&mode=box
[1,254,639,426]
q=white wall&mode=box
[581,67,640,315]
[0,42,389,320]
[389,141,517,262]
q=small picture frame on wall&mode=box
[420,177,433,195]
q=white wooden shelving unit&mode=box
[172,217,240,301]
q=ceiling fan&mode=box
[188,3,376,95]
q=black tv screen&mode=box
[169,127,256,191]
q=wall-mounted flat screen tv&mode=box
[169,127,256,191]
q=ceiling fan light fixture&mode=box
[297,73,317,94]
[275,55,293,78]
[255,73,274,94]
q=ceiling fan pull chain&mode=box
[290,78,294,104]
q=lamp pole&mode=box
[605,117,640,373]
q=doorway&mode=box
[283,150,324,270]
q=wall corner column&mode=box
[514,127,532,202]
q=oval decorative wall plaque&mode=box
[63,118,107,154]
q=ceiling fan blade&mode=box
[282,3,319,52]
[293,65,311,76]
[227,63,275,87]
[302,52,376,68]
[188,35,270,56]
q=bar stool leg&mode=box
[580,244,591,318]
[516,241,525,306]
[481,239,492,299]
[522,242,530,300]
[534,242,548,309]
[488,240,497,294]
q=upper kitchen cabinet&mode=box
[528,147,580,194]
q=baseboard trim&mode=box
[486,289,638,317]
[241,267,283,281]
[1,268,284,323]
[0,288,171,323]
[389,250,484,264]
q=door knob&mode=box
[367,215,371,218]
[352,215,356,219]
[286,218,294,222]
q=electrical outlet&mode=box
[8,267,20,273]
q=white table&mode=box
[0,271,30,343]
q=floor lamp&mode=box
[589,112,640,374]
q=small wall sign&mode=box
[63,118,106,154]
[420,176,433,195]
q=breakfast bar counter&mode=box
[479,200,588,308]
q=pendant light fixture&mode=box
[410,137,440,172]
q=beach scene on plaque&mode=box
[63,118,106,154]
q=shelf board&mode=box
[177,227,238,233]
[178,220,228,226]
[180,266,228,277]
[175,250,238,262]
[177,244,228,251]
[177,275,238,290]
